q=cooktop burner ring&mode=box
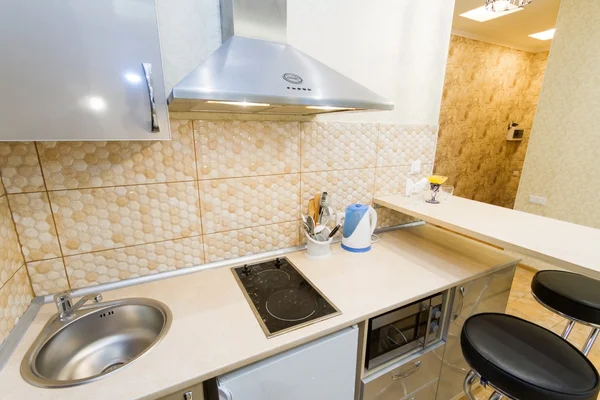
[265,289,318,322]
[254,269,291,289]
[256,269,290,278]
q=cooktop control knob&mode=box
[431,307,442,319]
[242,265,250,275]
[275,258,282,268]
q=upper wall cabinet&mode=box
[0,0,170,141]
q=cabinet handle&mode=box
[218,386,233,400]
[453,286,465,321]
[183,391,193,400]
[142,63,160,133]
[392,360,422,380]
[423,304,433,346]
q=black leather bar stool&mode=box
[532,270,600,355]
[461,313,600,400]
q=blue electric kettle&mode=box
[341,204,378,252]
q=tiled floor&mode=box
[461,266,600,399]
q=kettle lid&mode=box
[346,203,368,212]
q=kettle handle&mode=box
[368,206,378,236]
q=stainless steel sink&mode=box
[21,297,172,388]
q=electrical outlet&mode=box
[528,195,547,206]
[410,160,421,174]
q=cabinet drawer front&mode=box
[453,266,515,323]
[436,322,468,400]
[402,379,439,400]
[362,345,444,400]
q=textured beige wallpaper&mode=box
[435,35,547,208]
[0,121,435,296]
[515,0,600,229]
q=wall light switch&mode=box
[410,160,421,174]
[528,195,547,206]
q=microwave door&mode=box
[365,292,447,370]
[367,301,430,369]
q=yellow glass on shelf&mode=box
[427,175,448,185]
[426,175,448,204]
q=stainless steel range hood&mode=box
[168,0,393,115]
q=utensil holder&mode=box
[305,228,332,259]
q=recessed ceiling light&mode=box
[485,0,534,12]
[460,5,523,22]
[529,28,556,41]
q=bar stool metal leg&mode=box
[583,327,600,356]
[464,369,512,400]
[464,369,478,400]
[562,320,575,339]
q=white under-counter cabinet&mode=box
[0,0,170,140]
[214,327,359,400]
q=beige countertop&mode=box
[375,195,600,279]
[0,224,518,400]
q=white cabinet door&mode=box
[218,327,359,400]
[0,0,170,141]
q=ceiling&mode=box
[452,0,561,52]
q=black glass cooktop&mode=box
[233,257,340,337]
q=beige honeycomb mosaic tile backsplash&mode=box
[0,178,34,344]
[0,119,437,296]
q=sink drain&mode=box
[102,362,126,374]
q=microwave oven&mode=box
[365,292,447,370]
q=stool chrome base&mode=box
[582,327,600,356]
[464,369,512,400]
[532,292,600,356]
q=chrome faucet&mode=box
[54,291,103,321]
